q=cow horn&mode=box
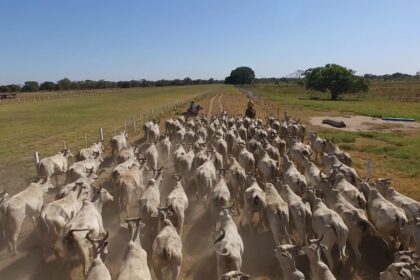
[214,229,225,245]
[85,167,94,173]
[172,174,182,181]
[85,230,95,244]
[221,201,236,210]
[125,217,142,223]
[101,230,109,241]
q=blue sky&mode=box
[0,0,419,84]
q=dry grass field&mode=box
[0,85,220,193]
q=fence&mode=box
[31,89,215,174]
[0,89,119,105]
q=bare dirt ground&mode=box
[0,89,397,280]
[310,115,420,132]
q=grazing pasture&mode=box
[248,80,420,200]
[0,85,220,192]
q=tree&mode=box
[21,81,39,92]
[304,64,369,100]
[57,78,72,91]
[224,66,255,85]
[40,81,57,91]
[7,84,21,93]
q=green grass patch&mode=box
[249,82,420,120]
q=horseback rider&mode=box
[247,100,254,109]
[188,100,196,113]
[245,99,256,118]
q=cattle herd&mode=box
[0,111,419,280]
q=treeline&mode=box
[0,77,222,93]
[364,72,420,80]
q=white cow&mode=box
[85,231,111,280]
[78,141,104,161]
[39,148,74,185]
[111,131,129,162]
[3,178,53,254]
[214,203,244,279]
[117,218,152,280]
[63,186,113,275]
[165,175,189,235]
[152,208,183,280]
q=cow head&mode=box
[61,148,74,159]
[85,230,109,260]
[91,184,114,203]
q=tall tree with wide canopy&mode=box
[225,66,255,85]
[304,64,368,100]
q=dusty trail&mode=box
[217,93,224,112]
[0,89,393,280]
[207,94,218,117]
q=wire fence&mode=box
[0,87,218,193]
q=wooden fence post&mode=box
[99,128,104,142]
[366,159,373,178]
[34,151,40,176]
[84,131,88,148]
[132,115,136,132]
